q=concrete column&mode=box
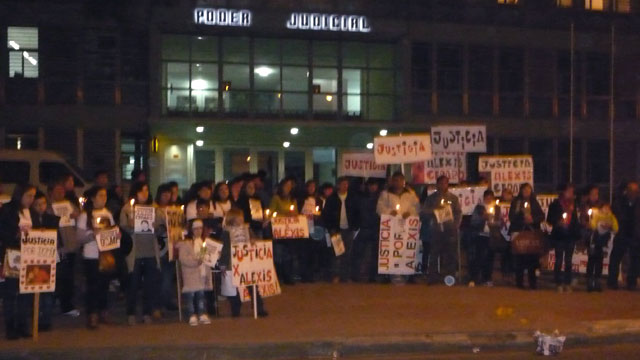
[0,127,5,149]
[278,149,285,181]
[431,43,438,115]
[493,47,500,116]
[462,43,470,116]
[76,128,84,169]
[552,138,559,189]
[249,149,258,173]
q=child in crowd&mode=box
[177,219,213,326]
[587,203,619,292]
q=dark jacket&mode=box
[237,194,265,235]
[508,196,545,233]
[547,199,581,243]
[358,191,381,231]
[470,203,502,234]
[613,196,638,241]
[322,191,359,233]
[0,201,22,259]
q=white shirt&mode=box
[213,200,231,219]
[77,208,115,259]
[338,193,348,230]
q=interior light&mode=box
[290,127,299,135]
[196,126,204,133]
[191,79,207,90]
[379,129,388,136]
[366,143,374,150]
[254,66,274,77]
[325,95,333,102]
[283,141,290,148]
[195,140,204,147]
[9,41,19,50]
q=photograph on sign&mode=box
[202,239,224,268]
[52,201,75,227]
[20,230,57,294]
[134,206,155,234]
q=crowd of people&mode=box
[1,167,639,340]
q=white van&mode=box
[0,150,90,197]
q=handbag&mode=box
[98,251,117,274]
[489,227,508,252]
[511,228,546,255]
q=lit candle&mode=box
[180,205,185,211]
[489,207,495,215]
[562,212,567,220]
[79,197,86,206]
[588,208,593,219]
[495,199,500,205]
[265,209,270,217]
[440,199,444,206]
[202,241,206,249]
[96,217,102,224]
[272,211,277,218]
[130,199,135,207]
[289,204,294,212]
[315,206,320,214]
[524,202,529,209]
[395,204,400,211]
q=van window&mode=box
[0,161,30,183]
[39,161,85,187]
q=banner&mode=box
[165,206,184,261]
[231,240,277,288]
[427,186,486,215]
[51,201,75,227]
[340,152,388,178]
[478,155,534,196]
[430,125,487,152]
[20,230,57,294]
[134,206,155,234]
[239,279,282,303]
[202,239,223,268]
[378,215,421,275]
[96,226,120,252]
[373,134,432,165]
[545,233,614,275]
[271,215,309,239]
[412,152,466,184]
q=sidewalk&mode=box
[2,283,640,359]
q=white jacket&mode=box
[376,188,420,216]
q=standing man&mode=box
[323,177,359,283]
[421,175,462,285]
[609,181,639,290]
[353,178,382,282]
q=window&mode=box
[529,139,554,184]
[585,0,605,10]
[195,150,215,182]
[614,0,631,12]
[557,0,572,7]
[469,46,493,116]
[587,141,609,183]
[223,149,250,180]
[8,27,38,78]
[0,161,30,183]
[39,162,84,187]
[497,0,519,4]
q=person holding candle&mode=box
[269,177,299,284]
[185,181,214,221]
[297,180,324,283]
[547,184,581,293]
[238,177,266,237]
[509,183,545,290]
[354,178,383,283]
[469,190,503,287]
[154,183,179,314]
[587,203,619,292]
[608,181,639,290]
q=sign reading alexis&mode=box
[194,8,252,27]
[286,13,371,32]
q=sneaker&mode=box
[198,314,211,325]
[143,315,153,325]
[557,286,564,293]
[484,281,494,287]
[63,309,80,318]
[127,315,136,326]
[188,315,198,326]
[468,281,476,288]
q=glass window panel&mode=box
[257,151,278,192]
[223,64,250,90]
[282,66,308,91]
[254,92,280,113]
[367,95,394,120]
[23,52,38,78]
[313,93,337,113]
[342,68,364,94]
[369,44,394,68]
[313,68,338,93]
[342,42,367,67]
[165,89,192,112]
[282,93,308,114]
[223,37,249,63]
[223,91,250,113]
[162,35,189,61]
[312,41,338,66]
[164,62,189,88]
[255,38,280,64]
[342,94,362,115]
[191,63,218,90]
[285,151,306,185]
[254,65,280,91]
[282,40,308,65]
[191,36,217,61]
[192,90,218,113]
[195,150,215,182]
[369,69,394,94]
[8,27,38,49]
[224,148,250,180]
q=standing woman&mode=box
[76,186,117,329]
[298,180,323,283]
[238,179,265,237]
[229,177,244,209]
[509,183,545,290]
[0,184,36,339]
[120,182,162,325]
[547,184,581,293]
[212,181,232,236]
[269,177,299,284]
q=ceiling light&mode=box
[283,141,290,148]
[366,143,374,150]
[379,129,388,137]
[195,140,204,147]
[325,95,333,102]
[290,127,299,135]
[196,126,204,133]
[254,66,274,77]
[191,79,207,90]
[9,41,19,50]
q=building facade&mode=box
[2,0,640,194]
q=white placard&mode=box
[202,239,223,268]
[20,230,57,294]
[231,240,277,288]
[271,215,310,239]
[249,198,264,221]
[378,215,421,275]
[52,201,75,227]
[330,233,346,256]
[427,186,486,215]
[411,152,466,184]
[373,134,432,165]
[478,155,534,196]
[340,152,388,178]
[96,226,121,252]
[430,125,487,153]
[165,206,184,261]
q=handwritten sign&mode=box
[478,155,534,196]
[411,152,466,184]
[378,215,421,275]
[537,194,558,218]
[202,239,223,268]
[134,206,155,234]
[545,233,614,274]
[231,240,277,287]
[340,152,388,178]
[431,125,486,152]
[20,230,57,294]
[165,206,184,261]
[373,134,432,165]
[239,278,281,302]
[249,198,264,221]
[96,226,120,252]
[271,215,309,239]
[51,201,75,227]
[428,186,486,215]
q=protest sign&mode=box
[330,233,346,256]
[3,249,20,278]
[430,125,487,152]
[434,205,454,224]
[51,201,75,227]
[165,206,184,261]
[134,206,155,234]
[96,226,120,252]
[499,202,512,241]
[545,233,614,275]
[239,279,282,303]
[373,134,432,164]
[340,152,388,178]
[202,239,223,268]
[427,186,486,215]
[271,215,309,239]
[537,194,558,218]
[249,198,264,221]
[478,155,534,196]
[378,215,421,275]
[412,152,466,184]
[231,240,277,288]
[230,225,251,244]
[20,230,57,294]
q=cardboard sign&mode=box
[478,155,534,196]
[239,279,282,303]
[434,205,454,224]
[499,203,512,241]
[537,194,558,218]
[3,249,21,278]
[96,226,120,252]
[411,152,466,184]
[202,239,223,268]
[249,198,264,221]
[378,215,421,275]
[373,134,432,164]
[20,230,57,293]
[229,225,251,244]
[331,233,346,256]
[51,201,75,227]
[271,215,310,239]
[427,186,486,215]
[545,233,614,274]
[430,125,487,152]
[134,206,155,234]
[165,206,184,261]
[231,240,277,288]
[340,152,388,178]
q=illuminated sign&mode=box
[286,13,371,32]
[194,8,252,27]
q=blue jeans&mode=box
[183,291,205,318]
